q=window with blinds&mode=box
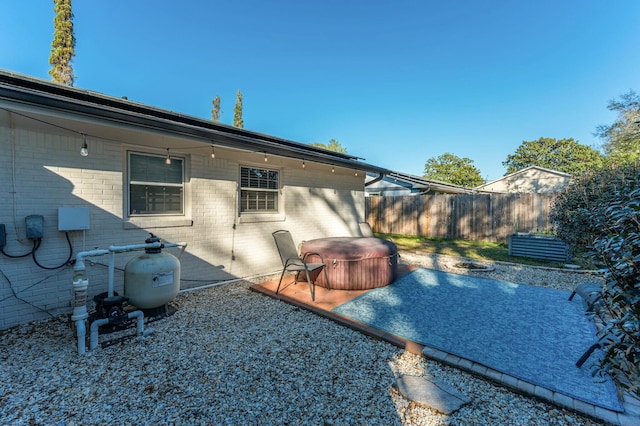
[239,166,279,212]
[129,152,184,215]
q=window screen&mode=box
[129,152,184,215]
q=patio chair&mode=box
[272,230,330,301]
[358,221,375,237]
[568,283,603,312]
[359,222,396,246]
[569,283,604,368]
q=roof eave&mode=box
[0,70,390,174]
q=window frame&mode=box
[238,165,283,220]
[127,151,186,217]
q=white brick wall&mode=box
[0,114,365,329]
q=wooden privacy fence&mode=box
[365,193,558,243]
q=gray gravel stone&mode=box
[0,253,607,425]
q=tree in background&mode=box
[211,95,221,122]
[49,0,76,86]
[233,90,244,128]
[596,90,640,166]
[423,152,484,187]
[311,139,348,154]
[502,137,604,176]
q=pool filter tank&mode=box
[124,234,181,309]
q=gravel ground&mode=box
[0,253,607,425]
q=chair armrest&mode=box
[283,257,305,267]
[302,251,327,264]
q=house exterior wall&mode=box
[0,112,364,329]
[479,168,571,193]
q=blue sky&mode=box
[2,1,639,181]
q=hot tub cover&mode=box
[301,237,398,290]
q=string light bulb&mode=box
[331,166,335,173]
[264,153,268,162]
[355,170,358,177]
[210,145,216,159]
[302,160,306,169]
[80,133,88,157]
[165,148,171,165]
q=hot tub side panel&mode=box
[305,253,398,290]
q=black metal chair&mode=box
[272,230,329,301]
[569,283,605,367]
[358,221,374,237]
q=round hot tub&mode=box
[300,237,398,290]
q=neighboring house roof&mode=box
[0,70,390,175]
[365,171,473,194]
[475,166,572,193]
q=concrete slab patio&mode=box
[250,263,640,426]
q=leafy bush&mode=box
[550,165,640,250]
[589,179,640,396]
[551,165,640,395]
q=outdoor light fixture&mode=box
[302,160,306,168]
[264,153,268,162]
[355,170,358,177]
[80,133,88,157]
[332,166,335,173]
[210,145,216,159]
[165,148,171,165]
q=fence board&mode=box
[365,193,557,242]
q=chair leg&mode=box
[275,268,287,295]
[322,266,330,290]
[576,343,601,368]
[303,267,315,301]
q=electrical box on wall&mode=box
[58,207,90,231]
[25,215,44,239]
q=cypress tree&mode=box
[211,95,221,121]
[49,0,76,86]
[233,90,244,128]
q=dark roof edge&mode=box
[384,171,474,194]
[0,70,391,174]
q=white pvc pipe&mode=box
[108,242,159,252]
[74,248,109,273]
[89,310,145,350]
[107,241,186,253]
[89,317,110,351]
[74,241,187,355]
[72,249,109,356]
[108,251,116,297]
[130,310,144,335]
[76,319,87,355]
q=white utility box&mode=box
[58,207,90,231]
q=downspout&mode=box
[418,184,431,195]
[364,173,385,186]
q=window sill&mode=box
[238,213,286,224]
[123,217,193,230]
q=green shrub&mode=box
[552,165,640,395]
[589,179,640,396]
[550,165,640,250]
